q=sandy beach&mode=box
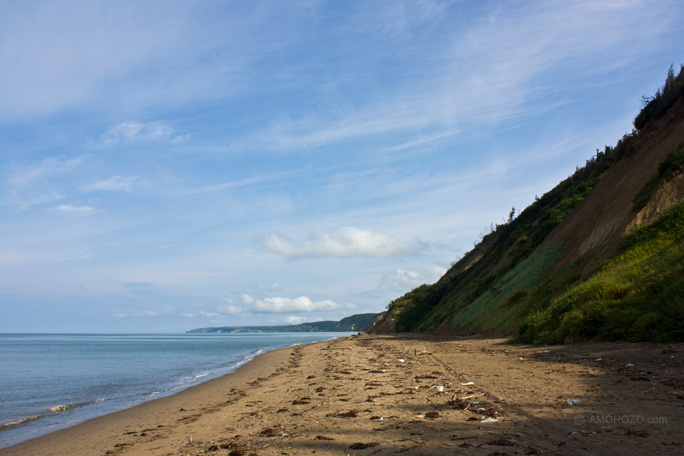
[2,334,683,455]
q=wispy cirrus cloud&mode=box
[8,156,86,187]
[99,121,182,145]
[261,226,426,259]
[53,204,96,214]
[256,282,282,292]
[249,0,671,156]
[83,175,137,192]
[112,306,174,318]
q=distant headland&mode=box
[187,312,382,333]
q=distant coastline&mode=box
[187,312,382,334]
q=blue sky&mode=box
[1,0,682,333]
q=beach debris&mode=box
[349,442,379,449]
[329,410,358,418]
[487,435,517,446]
[461,392,486,400]
[445,398,469,410]
[566,398,581,405]
[630,376,650,381]
[259,427,288,437]
[398,358,405,363]
[436,384,445,392]
[415,374,438,380]
[460,381,474,386]
[625,363,635,367]
[480,416,499,423]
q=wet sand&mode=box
[2,334,683,455]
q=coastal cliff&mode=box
[371,65,684,343]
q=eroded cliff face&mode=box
[367,314,397,333]
[627,172,684,233]
[546,97,684,270]
[370,92,684,339]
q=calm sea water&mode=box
[0,332,351,448]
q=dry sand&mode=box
[2,334,683,455]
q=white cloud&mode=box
[54,204,96,214]
[382,265,447,291]
[217,304,242,315]
[241,294,255,304]
[253,296,340,313]
[284,315,306,324]
[262,226,425,259]
[383,269,422,289]
[83,175,137,192]
[100,121,176,145]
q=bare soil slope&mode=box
[548,98,684,270]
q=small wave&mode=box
[48,402,88,413]
[0,415,42,430]
[0,402,92,433]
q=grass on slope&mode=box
[387,150,611,334]
[449,242,563,332]
[518,201,684,344]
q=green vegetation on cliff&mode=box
[519,201,684,343]
[388,149,612,335]
[373,64,684,343]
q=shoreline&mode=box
[2,334,683,455]
[0,340,304,455]
[0,333,349,450]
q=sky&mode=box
[1,0,682,333]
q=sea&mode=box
[0,332,351,449]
